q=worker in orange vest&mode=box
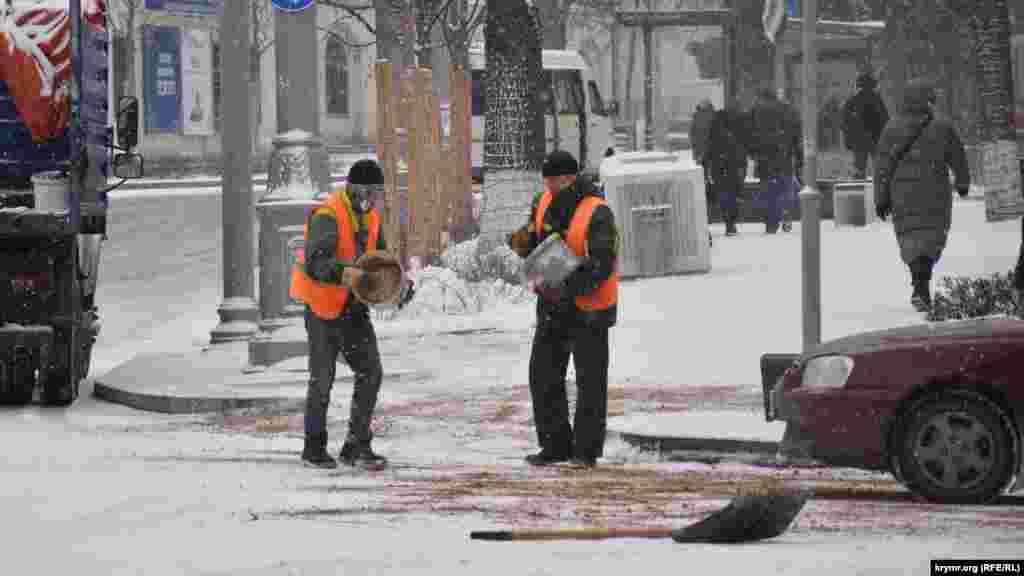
[289,159,412,469]
[508,150,620,468]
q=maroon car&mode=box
[762,317,1024,504]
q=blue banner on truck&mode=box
[143,25,181,135]
[0,6,111,182]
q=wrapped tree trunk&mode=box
[478,0,545,254]
[963,0,1021,221]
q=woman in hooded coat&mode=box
[874,80,971,311]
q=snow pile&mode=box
[401,265,533,317]
[440,236,523,285]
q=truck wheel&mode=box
[893,389,1018,505]
[0,361,36,405]
[42,369,78,407]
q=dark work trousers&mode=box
[304,305,383,446]
[528,317,610,460]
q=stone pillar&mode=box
[210,0,259,344]
[274,4,331,193]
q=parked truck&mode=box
[0,0,142,406]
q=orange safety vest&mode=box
[289,192,381,320]
[534,190,619,311]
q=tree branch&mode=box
[317,0,376,35]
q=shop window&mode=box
[325,36,349,116]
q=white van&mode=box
[468,47,615,180]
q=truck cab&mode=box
[469,47,615,180]
[0,0,142,406]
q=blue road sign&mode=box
[272,0,315,12]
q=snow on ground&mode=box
[18,196,1020,574]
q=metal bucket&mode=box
[30,170,69,212]
[520,233,582,289]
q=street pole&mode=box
[211,0,259,343]
[643,23,653,151]
[799,0,821,352]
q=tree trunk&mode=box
[966,0,1019,222]
[536,0,566,49]
[968,0,1015,142]
[480,0,544,253]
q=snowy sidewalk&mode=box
[92,199,1022,457]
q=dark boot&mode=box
[909,258,933,311]
[339,434,388,469]
[302,434,338,469]
[525,450,572,466]
[725,218,738,236]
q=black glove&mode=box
[957,186,969,198]
[876,203,890,221]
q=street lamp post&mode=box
[799,0,821,352]
[211,0,259,343]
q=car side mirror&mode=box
[116,96,139,150]
[113,152,144,179]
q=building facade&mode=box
[115,1,376,167]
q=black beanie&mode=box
[348,159,384,185]
[542,150,579,177]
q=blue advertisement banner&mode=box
[144,0,222,18]
[143,25,181,134]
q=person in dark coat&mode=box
[507,150,619,468]
[842,72,890,179]
[747,89,803,234]
[874,80,970,311]
[689,99,715,170]
[706,108,748,236]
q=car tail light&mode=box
[12,271,52,294]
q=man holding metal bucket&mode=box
[508,150,620,468]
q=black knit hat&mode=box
[542,150,579,177]
[348,159,384,185]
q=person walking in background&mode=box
[689,99,716,172]
[507,150,619,468]
[874,80,970,312]
[842,71,890,179]
[747,88,803,234]
[706,107,748,236]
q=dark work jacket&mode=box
[524,178,618,329]
[305,198,388,314]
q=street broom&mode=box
[470,489,809,543]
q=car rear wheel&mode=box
[894,389,1018,505]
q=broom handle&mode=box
[470,527,675,541]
